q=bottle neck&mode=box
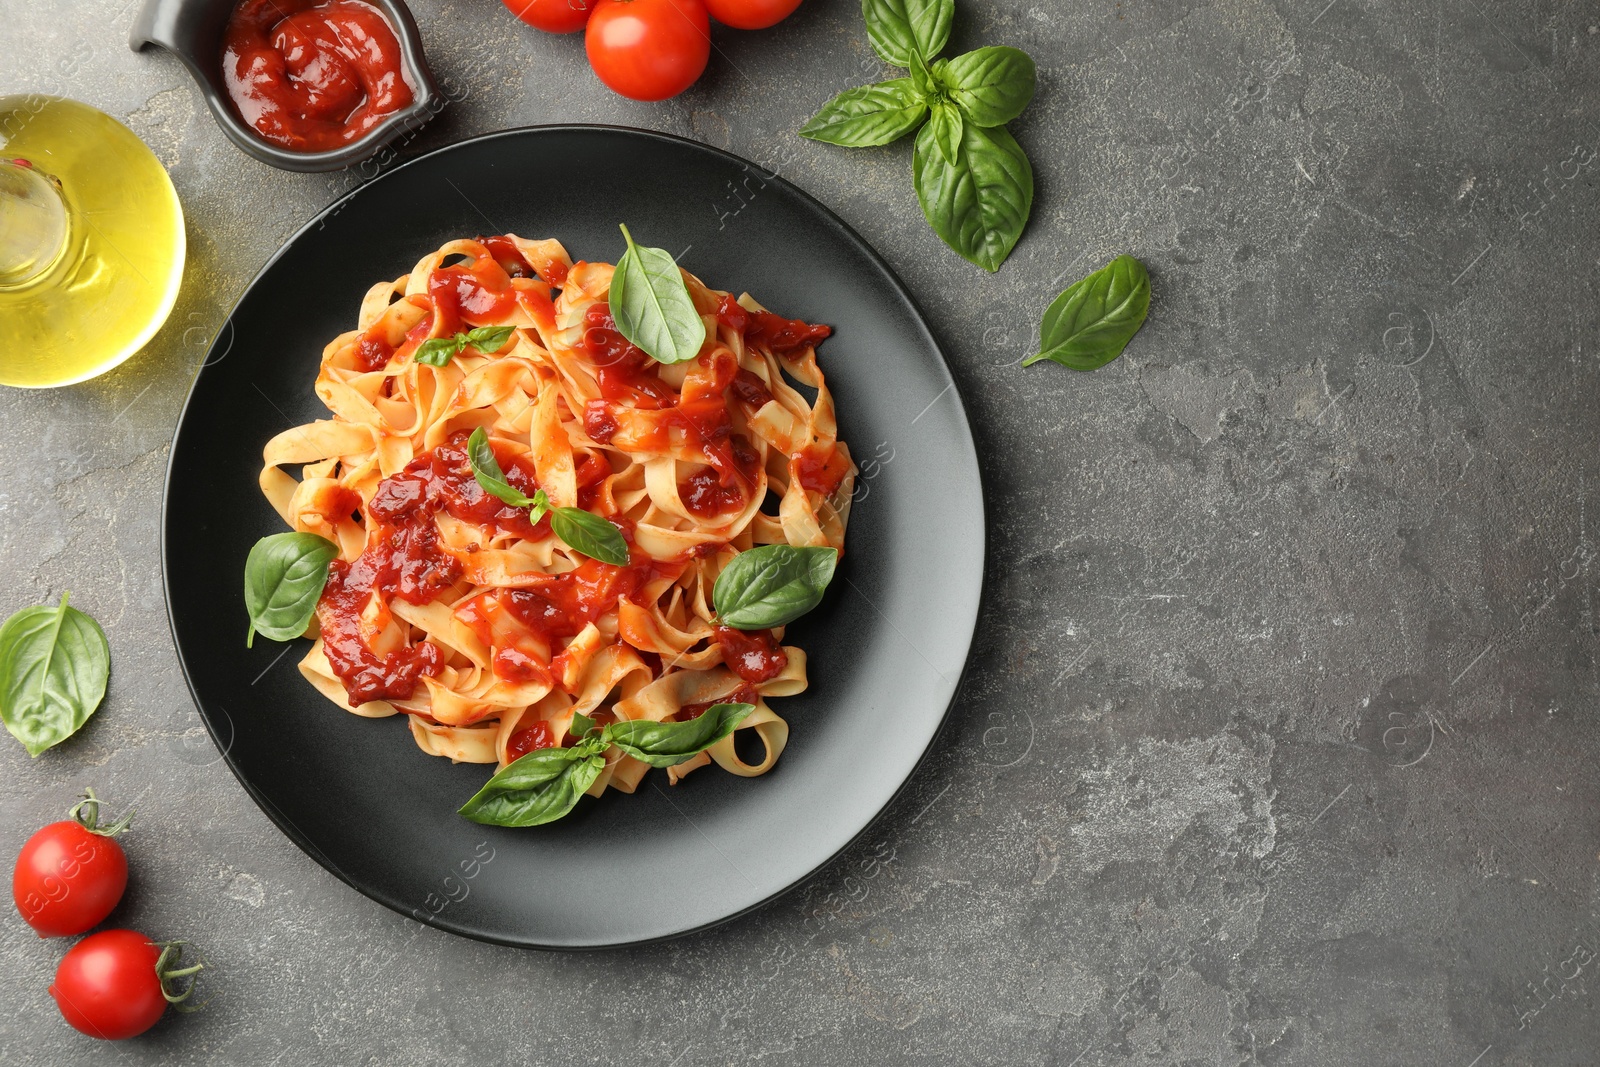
[0,158,70,289]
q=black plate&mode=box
[163,126,984,948]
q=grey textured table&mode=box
[3,1,1599,1063]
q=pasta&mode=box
[257,234,853,803]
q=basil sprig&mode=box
[712,544,838,630]
[0,593,110,757]
[466,428,630,566]
[802,0,1036,272]
[1024,255,1151,371]
[459,702,755,827]
[244,532,340,647]
[609,223,706,366]
[459,737,608,828]
[414,325,516,367]
[466,427,544,513]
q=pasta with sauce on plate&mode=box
[256,234,853,801]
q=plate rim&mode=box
[160,122,986,950]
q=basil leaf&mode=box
[458,742,605,827]
[928,100,963,165]
[800,79,928,147]
[569,711,599,740]
[713,544,838,630]
[413,336,461,367]
[1024,254,1152,371]
[467,427,538,509]
[463,325,515,354]
[527,489,551,526]
[862,0,953,68]
[912,120,1034,272]
[603,702,755,768]
[243,532,340,647]
[945,46,1037,127]
[908,48,938,103]
[0,593,110,758]
[550,508,630,567]
[608,224,706,366]
[415,327,514,367]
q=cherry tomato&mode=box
[12,791,130,938]
[704,0,801,30]
[500,0,595,33]
[585,0,711,102]
[50,931,184,1040]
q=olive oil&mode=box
[0,96,185,388]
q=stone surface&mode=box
[3,0,1599,1063]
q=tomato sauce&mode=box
[730,369,774,409]
[317,431,547,705]
[221,0,415,153]
[672,683,760,722]
[715,295,832,354]
[578,308,767,515]
[353,328,394,372]
[318,557,444,707]
[573,451,612,511]
[680,467,744,516]
[453,548,686,691]
[792,442,851,496]
[582,305,680,408]
[714,626,788,684]
[476,235,533,279]
[505,720,555,761]
[428,257,519,336]
[538,553,685,635]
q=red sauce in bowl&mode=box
[221,0,415,152]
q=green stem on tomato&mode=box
[69,788,133,837]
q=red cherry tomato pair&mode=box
[13,791,206,1040]
[501,0,804,101]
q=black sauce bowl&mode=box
[130,0,444,174]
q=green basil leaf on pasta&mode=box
[550,508,631,567]
[467,427,538,509]
[912,120,1034,273]
[569,711,599,740]
[944,46,1036,127]
[462,325,515,354]
[415,327,514,367]
[928,100,963,165]
[527,489,551,526]
[608,224,706,366]
[800,79,928,147]
[243,532,340,647]
[713,544,839,630]
[603,703,755,768]
[1024,254,1151,371]
[861,0,953,68]
[0,593,110,758]
[413,336,461,367]
[458,744,605,827]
